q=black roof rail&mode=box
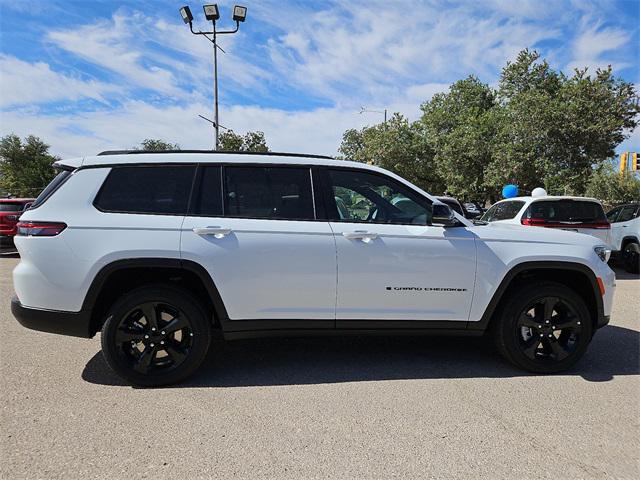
[97,149,335,160]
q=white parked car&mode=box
[11,151,615,386]
[479,195,611,247]
[606,203,640,273]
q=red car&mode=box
[0,198,35,241]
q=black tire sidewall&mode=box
[101,285,211,387]
[495,282,593,373]
[623,242,640,274]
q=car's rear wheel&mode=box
[493,282,593,373]
[101,285,211,387]
[622,242,640,274]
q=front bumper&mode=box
[11,296,92,338]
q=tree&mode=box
[338,113,444,194]
[218,130,269,152]
[136,139,180,151]
[419,76,498,201]
[585,163,640,207]
[486,49,639,196]
[0,134,58,197]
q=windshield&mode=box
[480,201,525,222]
[0,202,26,212]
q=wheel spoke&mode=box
[141,303,158,330]
[518,312,539,328]
[543,297,559,322]
[115,327,146,343]
[547,336,569,361]
[553,313,580,330]
[522,337,541,358]
[163,316,189,335]
[133,347,156,373]
[165,341,188,364]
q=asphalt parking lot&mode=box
[0,251,638,480]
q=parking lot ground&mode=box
[0,254,638,479]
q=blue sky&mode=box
[0,0,638,157]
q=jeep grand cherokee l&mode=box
[11,151,615,386]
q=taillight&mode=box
[521,218,610,229]
[16,221,67,237]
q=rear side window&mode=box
[30,170,72,209]
[224,166,314,220]
[95,165,196,215]
[0,202,27,212]
[481,201,525,221]
[523,200,606,223]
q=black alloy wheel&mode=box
[101,285,211,387]
[494,282,593,373]
[622,242,640,274]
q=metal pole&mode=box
[212,22,219,151]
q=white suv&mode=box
[11,151,615,386]
[606,203,640,273]
[479,195,611,246]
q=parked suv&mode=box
[480,195,611,246]
[606,203,640,273]
[0,198,34,243]
[12,152,615,386]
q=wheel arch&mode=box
[471,261,604,332]
[83,258,229,337]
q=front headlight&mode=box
[594,246,611,263]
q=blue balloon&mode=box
[502,184,519,199]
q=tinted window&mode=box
[0,202,27,212]
[523,200,606,223]
[327,169,432,225]
[606,207,621,222]
[30,170,72,209]
[481,201,525,221]
[95,165,195,215]
[192,166,222,216]
[617,205,638,223]
[224,166,314,220]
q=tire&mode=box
[101,284,212,387]
[622,242,640,274]
[493,281,593,373]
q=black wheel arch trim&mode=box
[469,260,606,331]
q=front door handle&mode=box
[193,226,232,238]
[342,230,378,242]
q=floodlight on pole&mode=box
[178,4,247,150]
[179,6,193,24]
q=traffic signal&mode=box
[620,152,628,172]
[633,152,638,171]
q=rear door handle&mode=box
[193,226,232,238]
[342,230,378,242]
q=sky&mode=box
[0,0,638,159]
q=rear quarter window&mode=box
[481,201,525,221]
[94,165,196,215]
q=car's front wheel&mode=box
[101,285,212,387]
[493,282,593,373]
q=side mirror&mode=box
[432,204,461,227]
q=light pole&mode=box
[180,4,247,150]
[359,106,387,130]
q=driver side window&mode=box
[327,169,432,225]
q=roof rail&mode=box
[96,149,335,160]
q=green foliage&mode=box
[339,49,640,203]
[338,113,444,194]
[219,130,269,152]
[137,139,180,151]
[585,163,640,206]
[0,134,58,197]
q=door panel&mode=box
[332,222,476,320]
[181,218,337,320]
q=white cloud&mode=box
[567,20,630,72]
[0,55,121,107]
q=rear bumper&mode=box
[11,296,92,338]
